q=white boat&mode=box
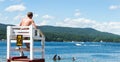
[76,43,81,46]
[100,40,103,43]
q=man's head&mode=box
[27,12,33,18]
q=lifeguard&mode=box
[20,12,37,49]
[7,12,45,62]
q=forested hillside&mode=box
[38,26,120,42]
[0,23,120,42]
[0,23,7,39]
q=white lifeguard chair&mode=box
[7,26,45,62]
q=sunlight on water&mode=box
[0,41,120,62]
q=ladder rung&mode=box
[33,36,44,40]
[13,30,30,32]
[13,33,30,36]
[11,35,30,38]
[11,48,43,52]
[11,40,30,43]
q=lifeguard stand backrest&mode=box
[8,26,31,40]
[8,26,44,40]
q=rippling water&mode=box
[0,41,120,62]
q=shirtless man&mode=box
[19,12,37,49]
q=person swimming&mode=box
[53,54,57,61]
[72,57,76,61]
[53,54,61,61]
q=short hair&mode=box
[27,12,33,18]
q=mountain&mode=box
[0,23,7,39]
[0,23,120,42]
[38,26,120,42]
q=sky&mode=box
[0,0,120,35]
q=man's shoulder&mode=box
[29,19,34,22]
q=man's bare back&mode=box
[19,12,37,49]
[20,18,32,26]
[20,17,37,29]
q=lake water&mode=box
[0,41,120,62]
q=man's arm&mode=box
[32,20,37,29]
[20,22,22,26]
[19,19,23,26]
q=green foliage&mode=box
[0,23,7,39]
[38,26,120,42]
[0,23,120,42]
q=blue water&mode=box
[0,41,120,62]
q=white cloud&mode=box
[0,13,9,24]
[39,20,47,26]
[34,14,39,18]
[56,18,120,35]
[74,9,81,17]
[0,13,7,20]
[109,5,120,10]
[74,12,81,17]
[13,14,24,20]
[0,0,4,2]
[42,15,55,20]
[5,4,26,12]
[4,17,8,20]
[75,9,80,12]
[56,18,96,28]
